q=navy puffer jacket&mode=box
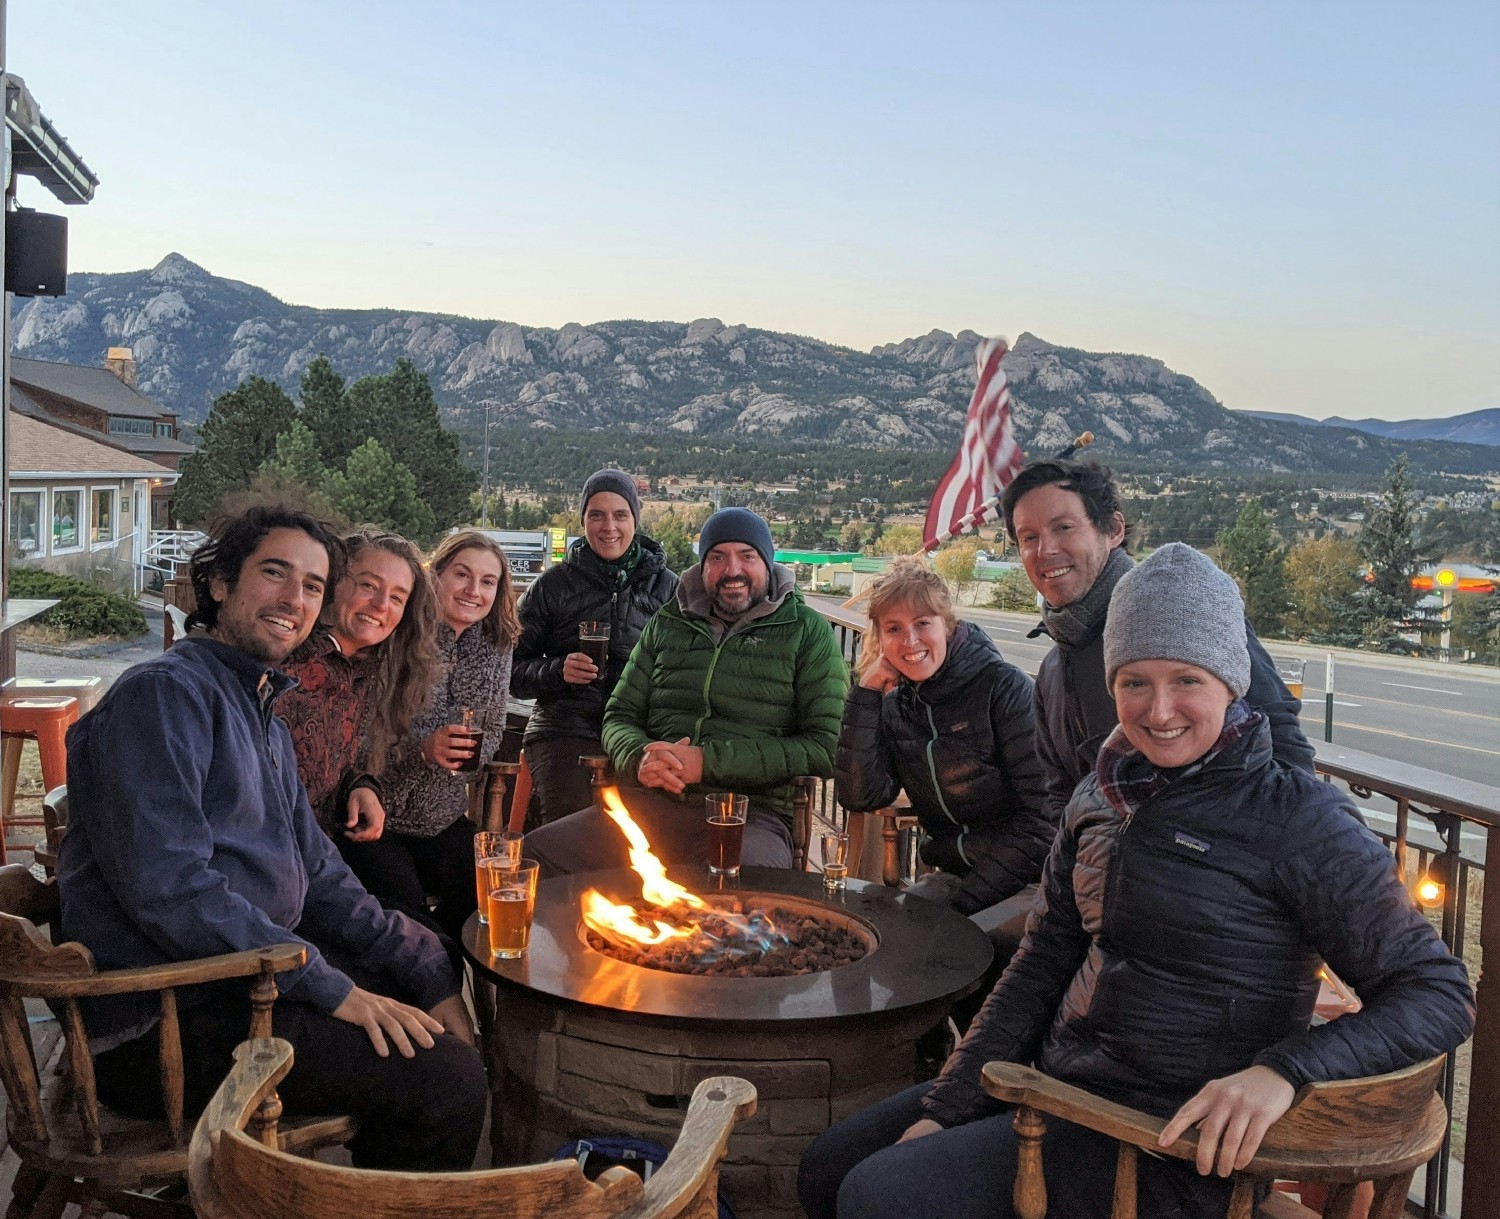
[511,535,677,743]
[922,717,1474,1128]
[836,621,1053,914]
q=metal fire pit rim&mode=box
[463,865,993,1024]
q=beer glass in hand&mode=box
[578,621,611,680]
[452,707,487,773]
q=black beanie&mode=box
[580,469,641,524]
[697,507,775,573]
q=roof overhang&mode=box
[4,74,99,205]
[11,471,179,484]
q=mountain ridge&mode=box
[13,253,1498,477]
[1237,407,1500,448]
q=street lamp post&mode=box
[480,401,494,528]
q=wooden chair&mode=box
[189,1037,756,1219]
[981,1057,1448,1219]
[0,864,355,1219]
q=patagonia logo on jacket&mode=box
[1173,831,1212,854]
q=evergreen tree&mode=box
[172,377,298,525]
[1360,454,1424,649]
[344,359,475,532]
[298,355,358,466]
[260,420,332,491]
[1215,500,1288,637]
[328,439,437,543]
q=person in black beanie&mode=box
[524,506,847,876]
[511,469,678,824]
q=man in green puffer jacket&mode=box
[525,508,848,876]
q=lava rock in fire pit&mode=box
[585,897,869,977]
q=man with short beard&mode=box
[525,507,848,875]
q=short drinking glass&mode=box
[474,830,524,924]
[705,792,749,877]
[484,857,540,959]
[452,706,489,774]
[821,831,850,892]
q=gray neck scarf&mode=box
[1040,546,1135,649]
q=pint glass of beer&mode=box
[1274,656,1306,701]
[706,792,749,877]
[473,830,523,923]
[579,621,611,673]
[484,858,540,959]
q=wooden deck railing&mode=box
[809,600,1496,1219]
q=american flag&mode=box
[922,336,1023,551]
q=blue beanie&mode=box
[697,507,775,574]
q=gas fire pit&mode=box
[464,865,991,1219]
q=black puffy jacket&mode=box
[1031,613,1315,822]
[510,536,678,743]
[835,621,1053,915]
[921,717,1474,1129]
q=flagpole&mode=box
[839,431,1095,611]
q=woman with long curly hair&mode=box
[355,530,521,940]
[278,527,438,844]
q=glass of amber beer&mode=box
[484,858,540,959]
[1274,656,1306,701]
[473,831,523,924]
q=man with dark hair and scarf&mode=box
[998,458,1314,822]
[57,506,486,1173]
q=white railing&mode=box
[140,529,207,580]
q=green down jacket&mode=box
[601,584,848,821]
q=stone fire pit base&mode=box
[469,868,993,1219]
[487,989,947,1219]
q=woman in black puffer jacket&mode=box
[802,545,1473,1219]
[837,559,1051,956]
[511,470,678,824]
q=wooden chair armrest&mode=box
[617,1076,758,1219]
[982,1062,1192,1159]
[188,1037,295,1216]
[983,1056,1450,1183]
[10,943,309,999]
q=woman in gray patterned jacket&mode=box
[343,530,520,941]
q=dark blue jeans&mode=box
[798,1083,1237,1219]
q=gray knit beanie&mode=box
[1103,543,1251,697]
[697,507,776,574]
[580,469,641,524]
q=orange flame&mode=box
[580,889,692,945]
[598,786,706,912]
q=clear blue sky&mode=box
[11,0,1499,420]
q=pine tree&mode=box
[261,420,332,491]
[172,377,298,525]
[1215,500,1288,637]
[1359,454,1424,649]
[298,355,358,466]
[328,439,437,543]
[344,358,475,532]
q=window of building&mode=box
[8,491,43,556]
[107,417,154,436]
[52,488,82,552]
[155,422,174,437]
[91,488,117,545]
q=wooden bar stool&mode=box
[0,695,78,864]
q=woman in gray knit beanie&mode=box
[798,541,1473,1219]
[1103,542,1251,769]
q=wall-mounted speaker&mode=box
[5,209,68,297]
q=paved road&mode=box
[810,596,1500,790]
